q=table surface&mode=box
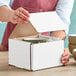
[0,52,76,76]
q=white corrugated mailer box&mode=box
[9,11,65,71]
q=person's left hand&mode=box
[61,48,70,65]
[51,30,66,40]
[50,31,70,65]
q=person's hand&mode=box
[50,31,70,65]
[61,48,70,65]
[51,30,66,40]
[8,7,30,24]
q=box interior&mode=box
[13,35,62,44]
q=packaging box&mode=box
[9,36,64,71]
[9,11,65,71]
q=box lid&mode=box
[30,11,65,32]
[10,11,65,39]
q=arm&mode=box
[51,0,74,39]
[51,30,66,40]
[0,6,14,22]
[0,0,30,24]
[0,6,30,24]
[51,0,74,65]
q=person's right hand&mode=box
[9,7,30,24]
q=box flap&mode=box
[9,22,38,39]
[29,11,65,32]
[10,11,65,39]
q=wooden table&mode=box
[0,52,76,76]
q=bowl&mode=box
[72,49,76,60]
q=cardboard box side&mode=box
[9,39,31,70]
[30,40,64,71]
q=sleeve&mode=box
[56,0,74,35]
[0,0,11,7]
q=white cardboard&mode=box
[30,11,65,32]
[9,37,64,71]
[9,11,65,71]
[31,41,64,70]
[9,39,31,70]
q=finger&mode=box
[61,59,69,66]
[17,17,28,24]
[62,60,67,66]
[13,15,18,20]
[18,7,30,17]
[19,12,29,21]
[62,57,70,65]
[13,13,28,24]
[15,10,29,21]
[62,55,70,60]
[61,55,70,62]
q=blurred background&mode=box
[0,0,76,48]
[0,22,7,44]
[64,0,76,48]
